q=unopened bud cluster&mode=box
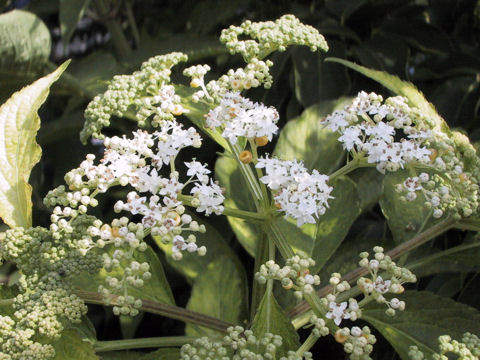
[180,326,313,360]
[409,332,480,360]
[255,252,320,300]
[220,14,328,62]
[334,326,376,360]
[82,52,188,142]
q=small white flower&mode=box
[326,301,351,326]
[374,276,391,294]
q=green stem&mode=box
[95,0,132,59]
[249,140,270,206]
[288,217,455,324]
[230,142,263,205]
[0,298,14,307]
[75,290,232,333]
[268,221,295,259]
[250,230,269,321]
[178,194,265,222]
[295,333,319,356]
[124,0,140,47]
[94,336,195,352]
[328,157,374,183]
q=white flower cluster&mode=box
[205,92,279,144]
[62,121,224,261]
[324,91,433,173]
[256,157,333,226]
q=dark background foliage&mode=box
[1,0,480,358]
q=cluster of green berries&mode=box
[334,326,376,360]
[180,326,313,360]
[255,252,320,300]
[409,332,480,360]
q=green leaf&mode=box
[251,290,300,357]
[325,57,448,132]
[141,348,181,360]
[52,329,98,360]
[276,178,361,273]
[153,212,247,283]
[274,101,348,174]
[73,245,174,305]
[0,10,51,100]
[407,241,480,278]
[380,170,433,244]
[59,0,91,49]
[0,61,69,228]
[99,351,144,360]
[68,51,121,96]
[214,155,259,256]
[349,167,384,211]
[185,256,247,336]
[363,291,480,360]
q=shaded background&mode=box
[1,0,480,358]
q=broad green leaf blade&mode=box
[59,0,92,48]
[251,290,300,357]
[153,212,246,283]
[363,291,480,360]
[380,170,434,244]
[325,57,448,132]
[73,246,175,305]
[53,329,98,360]
[214,155,259,256]
[275,178,361,274]
[0,10,51,101]
[185,256,248,336]
[141,348,180,360]
[0,61,69,228]
[274,101,348,174]
[407,241,480,278]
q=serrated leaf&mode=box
[380,170,434,244]
[0,10,51,100]
[153,212,247,283]
[363,291,480,360]
[214,155,259,256]
[325,57,448,132]
[251,290,300,357]
[59,0,91,49]
[185,256,247,336]
[0,61,69,228]
[72,245,174,305]
[52,329,98,360]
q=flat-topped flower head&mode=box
[323,91,433,173]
